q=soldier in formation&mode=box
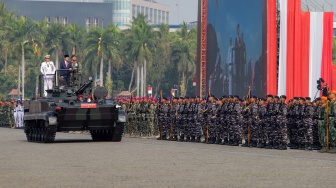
[117,90,336,153]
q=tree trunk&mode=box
[108,60,111,77]
[100,57,104,86]
[35,76,38,98]
[136,62,140,97]
[55,50,59,71]
[95,64,98,81]
[22,50,25,99]
[5,51,7,76]
[144,59,147,97]
[141,64,144,97]
[128,64,136,92]
[18,65,20,100]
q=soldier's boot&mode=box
[232,137,239,146]
[179,135,185,142]
[318,147,327,153]
[251,141,257,147]
[273,142,279,149]
[279,142,287,150]
[241,140,249,147]
[228,139,233,146]
[207,137,214,144]
[173,135,178,141]
[265,142,273,149]
[185,136,191,142]
[196,136,201,142]
[257,142,265,148]
[162,135,167,140]
[299,143,305,150]
[215,139,222,144]
[190,136,196,142]
[305,143,312,151]
[291,143,298,149]
[287,142,292,148]
[222,138,228,145]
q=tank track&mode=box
[90,129,113,141]
[111,123,125,142]
[90,123,125,142]
[24,120,57,143]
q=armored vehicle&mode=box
[23,69,126,143]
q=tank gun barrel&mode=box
[75,77,93,95]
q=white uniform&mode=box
[14,106,18,128]
[19,105,24,127]
[40,61,56,97]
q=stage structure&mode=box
[197,0,334,98]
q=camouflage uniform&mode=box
[277,102,288,150]
[313,104,322,149]
[257,102,267,148]
[318,104,327,150]
[328,100,336,150]
[265,102,274,149]
[250,102,259,147]
[206,101,217,144]
[303,102,314,150]
[229,100,242,146]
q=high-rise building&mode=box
[3,0,170,29]
[104,0,169,27]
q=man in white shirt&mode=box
[227,36,234,95]
[40,55,56,97]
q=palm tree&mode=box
[171,23,197,96]
[7,16,37,99]
[126,14,154,97]
[45,22,67,70]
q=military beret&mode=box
[305,97,311,100]
[163,97,168,100]
[221,95,227,99]
[195,96,200,98]
[321,96,328,101]
[274,96,280,99]
[251,95,257,99]
[174,97,179,100]
[280,95,287,99]
[315,97,321,101]
[299,97,305,100]
[234,95,239,98]
[210,94,215,98]
[266,94,273,98]
[293,97,299,100]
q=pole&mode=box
[18,65,20,100]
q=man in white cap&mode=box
[40,55,56,97]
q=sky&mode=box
[154,0,198,24]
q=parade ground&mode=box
[1,128,336,187]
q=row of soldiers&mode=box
[118,90,336,153]
[0,100,16,128]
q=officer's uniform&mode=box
[40,55,56,97]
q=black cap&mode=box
[251,95,257,99]
[315,97,321,101]
[305,97,311,100]
[294,97,299,100]
[221,95,227,99]
[299,97,305,100]
[280,95,287,99]
[210,94,215,98]
[64,54,69,58]
[266,94,273,98]
[274,96,280,99]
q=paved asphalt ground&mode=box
[1,128,336,188]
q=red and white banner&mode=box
[277,0,334,99]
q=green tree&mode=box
[125,14,154,97]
